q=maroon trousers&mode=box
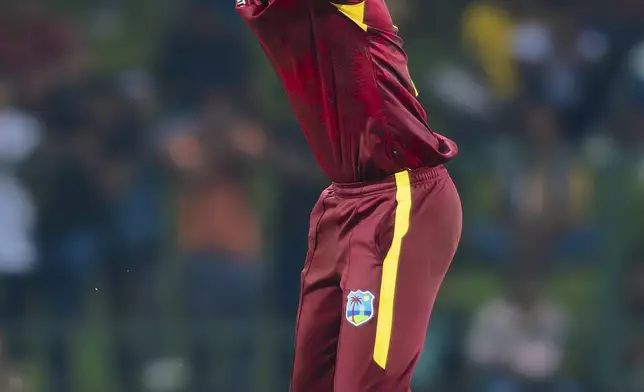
[290,166,462,392]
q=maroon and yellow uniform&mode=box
[237,0,462,391]
[237,0,456,182]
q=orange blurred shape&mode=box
[167,134,202,168]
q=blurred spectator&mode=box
[597,0,644,55]
[156,2,250,110]
[164,98,264,392]
[0,75,40,274]
[0,0,77,74]
[0,74,40,389]
[28,80,153,392]
[24,65,161,391]
[39,42,93,131]
[471,103,595,262]
[0,0,78,109]
[466,266,581,392]
[623,40,644,114]
[624,256,644,392]
[462,0,612,136]
[461,0,519,101]
[91,85,164,392]
[30,130,105,392]
[504,103,594,259]
[511,4,610,137]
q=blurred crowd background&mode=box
[0,0,643,391]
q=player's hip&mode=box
[336,166,459,255]
[309,165,461,260]
[330,165,449,198]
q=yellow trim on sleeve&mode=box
[373,171,412,369]
[331,1,368,31]
[410,77,419,97]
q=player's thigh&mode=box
[334,174,462,392]
[291,284,343,391]
[291,187,343,392]
[334,252,433,392]
[367,172,461,377]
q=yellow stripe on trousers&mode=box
[373,171,412,370]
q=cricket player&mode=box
[236,0,462,391]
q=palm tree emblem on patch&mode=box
[345,290,375,327]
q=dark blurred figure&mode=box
[597,0,644,56]
[164,98,264,392]
[29,114,107,392]
[0,0,78,110]
[505,103,594,260]
[92,85,164,392]
[0,74,40,392]
[27,78,161,392]
[460,0,612,138]
[624,257,644,391]
[466,264,582,392]
[511,4,611,138]
[156,1,250,110]
[0,0,76,73]
[470,103,595,263]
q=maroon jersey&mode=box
[236,0,457,182]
